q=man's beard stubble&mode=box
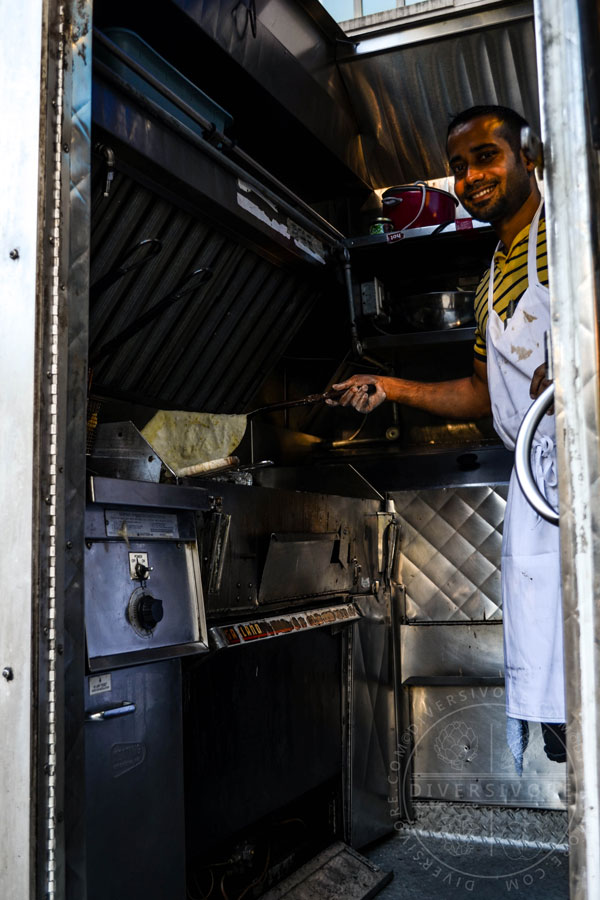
[461,164,533,225]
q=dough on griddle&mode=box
[141,410,247,472]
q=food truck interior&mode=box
[18,0,594,897]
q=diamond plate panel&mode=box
[403,801,568,846]
[391,486,508,622]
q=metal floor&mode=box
[365,814,569,899]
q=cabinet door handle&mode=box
[86,701,136,722]
[514,383,559,524]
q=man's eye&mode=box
[452,164,465,176]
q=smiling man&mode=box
[328,105,566,769]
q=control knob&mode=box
[137,593,164,630]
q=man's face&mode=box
[447,115,533,223]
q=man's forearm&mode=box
[379,374,491,419]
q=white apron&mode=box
[486,202,565,722]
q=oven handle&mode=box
[514,382,559,524]
[86,701,136,722]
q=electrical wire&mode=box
[231,0,257,38]
[204,817,308,900]
[205,871,215,899]
[220,873,230,900]
[370,321,396,336]
[275,818,306,828]
[282,355,338,361]
[347,359,384,372]
[345,415,368,443]
[236,845,271,900]
[188,868,215,900]
[361,354,392,372]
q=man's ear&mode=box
[520,148,537,172]
[519,127,544,173]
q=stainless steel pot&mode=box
[399,291,475,330]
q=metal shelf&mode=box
[344,221,492,249]
[362,327,476,351]
[402,675,504,687]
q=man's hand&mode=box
[326,375,386,414]
[530,363,554,414]
[325,359,490,419]
[530,363,552,399]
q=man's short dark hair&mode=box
[447,105,530,157]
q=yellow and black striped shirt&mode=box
[473,216,548,361]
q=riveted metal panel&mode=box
[0,1,45,895]
[54,3,93,897]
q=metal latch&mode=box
[95,142,115,196]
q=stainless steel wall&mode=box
[349,593,399,848]
[535,0,600,893]
[338,9,540,186]
[392,485,567,811]
[0,1,45,895]
[170,0,370,187]
[199,482,381,618]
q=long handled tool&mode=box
[247,384,376,417]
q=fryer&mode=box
[83,417,400,895]
[83,473,211,899]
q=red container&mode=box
[382,182,458,231]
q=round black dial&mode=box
[137,594,164,630]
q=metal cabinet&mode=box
[85,659,185,900]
